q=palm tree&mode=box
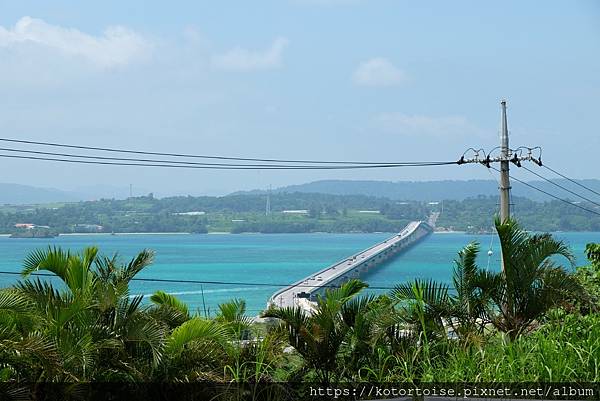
[2,245,286,391]
[215,299,286,384]
[148,292,281,384]
[1,246,164,382]
[482,217,582,340]
[390,218,582,342]
[338,293,394,379]
[446,242,492,341]
[156,317,230,381]
[149,290,191,329]
[215,298,253,340]
[390,279,451,342]
[0,289,62,383]
[262,279,368,383]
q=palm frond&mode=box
[391,279,449,306]
[166,318,229,356]
[316,279,367,313]
[526,233,575,269]
[150,290,188,312]
[122,316,166,367]
[148,291,190,329]
[94,254,119,281]
[121,249,155,282]
[148,305,190,329]
[64,255,97,296]
[216,298,246,322]
[0,289,32,315]
[453,242,480,294]
[21,246,70,280]
[340,294,378,327]
[489,217,582,339]
[81,246,99,270]
[215,299,252,339]
[14,278,68,314]
[262,306,312,352]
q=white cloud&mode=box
[353,57,406,86]
[0,16,151,68]
[375,113,481,137]
[211,37,289,71]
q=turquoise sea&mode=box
[0,232,597,315]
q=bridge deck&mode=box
[268,220,432,309]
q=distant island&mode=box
[10,227,58,238]
[1,191,599,235]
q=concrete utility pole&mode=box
[499,99,511,223]
[265,185,272,216]
[457,99,542,274]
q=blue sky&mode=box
[0,0,598,196]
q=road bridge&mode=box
[267,220,433,310]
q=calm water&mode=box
[1,232,597,315]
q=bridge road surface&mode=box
[268,221,432,310]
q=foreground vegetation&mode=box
[2,192,600,235]
[1,219,599,399]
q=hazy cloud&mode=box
[375,113,480,137]
[353,57,406,86]
[0,16,151,68]
[211,37,289,71]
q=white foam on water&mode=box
[130,287,264,298]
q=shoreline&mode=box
[60,232,192,236]
[2,230,594,237]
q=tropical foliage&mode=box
[575,243,600,310]
[0,246,283,388]
[0,220,598,399]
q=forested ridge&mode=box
[1,192,599,234]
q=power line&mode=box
[0,146,456,169]
[489,166,600,217]
[0,153,457,170]
[0,270,456,290]
[0,146,374,168]
[542,164,600,199]
[520,165,600,208]
[0,137,452,166]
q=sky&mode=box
[0,0,599,197]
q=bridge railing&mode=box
[308,221,432,289]
[268,220,433,306]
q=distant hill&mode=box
[0,183,156,205]
[0,183,81,205]
[233,179,600,202]
[5,178,600,205]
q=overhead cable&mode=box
[0,153,457,170]
[0,270,456,290]
[0,137,453,166]
[489,166,600,217]
[520,165,600,208]
[542,164,600,199]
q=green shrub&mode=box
[432,311,600,381]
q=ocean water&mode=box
[0,232,597,315]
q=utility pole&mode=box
[265,185,272,216]
[499,99,511,223]
[457,99,543,272]
[458,99,541,213]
